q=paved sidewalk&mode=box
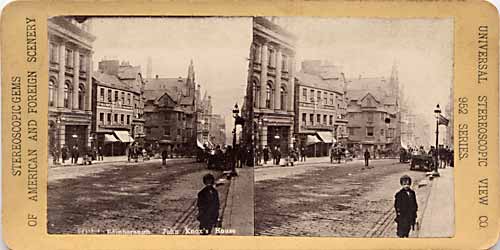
[418,167,455,237]
[221,167,254,235]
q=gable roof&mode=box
[145,77,186,90]
[346,77,389,91]
[93,71,140,93]
[143,89,166,102]
[295,71,344,93]
[118,65,141,80]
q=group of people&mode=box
[127,143,152,162]
[51,144,104,165]
[193,144,252,171]
[256,146,304,166]
[402,145,454,169]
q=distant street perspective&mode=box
[255,157,454,237]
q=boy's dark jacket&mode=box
[197,185,220,224]
[394,188,418,224]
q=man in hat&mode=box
[394,175,418,237]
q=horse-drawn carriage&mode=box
[399,148,411,163]
[410,153,434,171]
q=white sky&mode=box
[90,17,453,145]
[276,17,453,144]
[90,17,252,140]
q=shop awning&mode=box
[114,130,134,143]
[104,134,119,143]
[306,135,322,145]
[316,131,337,144]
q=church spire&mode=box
[390,60,400,108]
[188,59,195,82]
[390,60,398,82]
[186,59,195,97]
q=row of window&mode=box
[251,44,290,72]
[144,127,192,138]
[301,113,335,126]
[348,127,395,137]
[98,112,132,126]
[348,112,388,122]
[48,80,86,110]
[162,126,183,136]
[302,87,341,108]
[99,87,137,107]
[49,43,87,72]
[252,82,288,110]
[159,112,186,121]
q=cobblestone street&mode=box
[255,159,432,237]
[48,160,230,234]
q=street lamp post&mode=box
[433,104,441,177]
[54,117,62,165]
[231,103,240,176]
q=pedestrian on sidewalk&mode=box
[161,149,168,165]
[394,175,418,238]
[97,146,104,161]
[71,145,79,164]
[364,149,370,168]
[61,145,68,164]
[330,146,335,164]
[263,146,269,165]
[275,146,281,166]
[197,174,220,235]
[300,146,306,162]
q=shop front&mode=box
[97,130,134,156]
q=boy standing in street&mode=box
[197,174,220,235]
[394,175,418,238]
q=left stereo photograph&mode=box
[46,16,255,236]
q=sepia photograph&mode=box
[250,17,454,237]
[46,16,454,238]
[47,16,254,235]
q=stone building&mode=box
[345,71,401,157]
[143,61,197,154]
[294,60,348,157]
[91,60,145,156]
[48,16,95,162]
[209,114,227,146]
[245,17,297,155]
[197,92,213,145]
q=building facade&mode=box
[197,92,213,145]
[91,60,145,156]
[345,74,401,157]
[245,17,297,155]
[48,16,95,162]
[209,114,227,146]
[294,60,348,157]
[143,61,197,154]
